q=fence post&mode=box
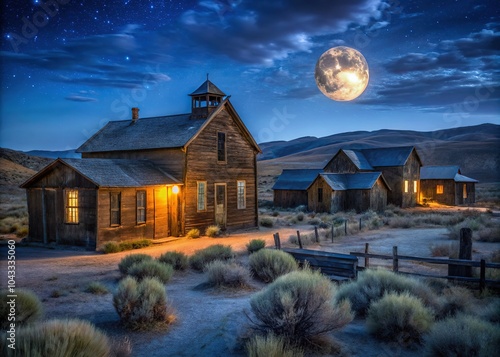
[297,230,303,249]
[449,228,473,277]
[273,233,281,250]
[480,259,486,293]
[314,226,319,243]
[393,246,398,272]
[331,223,334,243]
[359,218,362,231]
[365,243,370,268]
[344,220,347,235]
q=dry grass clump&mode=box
[246,239,266,253]
[0,216,29,237]
[127,260,174,283]
[335,269,437,316]
[189,244,234,271]
[118,254,153,275]
[113,276,174,330]
[0,319,111,357]
[158,251,189,271]
[477,226,500,242]
[430,242,459,257]
[367,292,434,344]
[103,239,152,253]
[259,217,274,228]
[0,289,43,330]
[205,225,221,237]
[205,260,252,289]
[424,315,500,357]
[249,268,353,349]
[85,282,109,295]
[387,216,415,228]
[288,233,315,246]
[246,334,304,357]
[249,249,298,283]
[186,228,200,238]
[435,286,475,319]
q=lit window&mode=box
[436,185,444,194]
[463,184,467,199]
[404,180,409,193]
[110,192,121,226]
[413,180,418,193]
[318,188,323,203]
[237,180,246,209]
[217,132,226,162]
[136,191,146,224]
[197,182,206,211]
[65,189,78,224]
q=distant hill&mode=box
[258,123,500,183]
[0,148,53,187]
[25,149,81,159]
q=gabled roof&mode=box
[317,172,391,191]
[361,146,420,167]
[420,165,478,183]
[77,98,260,154]
[342,149,374,170]
[21,158,181,188]
[189,79,226,96]
[272,169,323,190]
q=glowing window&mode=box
[110,192,121,226]
[436,185,444,194]
[463,184,467,199]
[65,190,78,224]
[404,180,409,193]
[413,180,418,193]
[197,182,207,211]
[237,181,246,209]
[136,191,146,224]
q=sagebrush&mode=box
[205,260,251,288]
[246,334,304,357]
[127,260,173,283]
[118,254,153,275]
[0,289,42,330]
[246,239,266,253]
[249,249,298,283]
[189,244,233,271]
[158,251,189,271]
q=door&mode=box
[214,183,227,229]
[154,187,168,238]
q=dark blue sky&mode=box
[1,0,499,151]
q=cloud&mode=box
[65,95,98,102]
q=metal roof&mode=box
[77,114,206,153]
[61,158,181,187]
[343,149,374,170]
[319,172,387,191]
[189,79,226,96]
[454,174,478,183]
[420,165,461,180]
[272,169,323,190]
[360,146,417,167]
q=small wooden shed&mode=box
[272,169,322,208]
[420,165,478,206]
[307,172,390,213]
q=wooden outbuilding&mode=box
[272,169,322,208]
[307,172,390,213]
[22,79,261,249]
[420,166,478,206]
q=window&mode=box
[217,132,226,162]
[318,188,323,203]
[136,191,146,224]
[404,180,409,193]
[237,180,246,209]
[463,184,467,199]
[197,182,206,211]
[436,185,444,194]
[65,189,79,224]
[413,180,418,193]
[110,192,121,226]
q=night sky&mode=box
[1,0,499,151]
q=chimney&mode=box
[131,107,139,122]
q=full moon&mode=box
[315,46,369,101]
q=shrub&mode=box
[127,260,173,283]
[118,254,153,275]
[307,217,321,226]
[271,211,280,217]
[246,334,304,357]
[186,228,201,238]
[205,260,251,288]
[249,269,353,347]
[477,226,500,242]
[430,243,452,257]
[109,336,132,357]
[436,286,474,319]
[249,249,298,283]
[424,315,500,356]
[158,251,189,271]
[205,225,221,237]
[0,289,42,329]
[367,292,434,343]
[85,282,109,295]
[335,269,437,316]
[113,276,174,330]
[478,299,500,323]
[259,217,274,228]
[1,319,110,357]
[246,239,266,253]
[288,233,315,247]
[388,216,415,228]
[189,244,233,271]
[296,212,304,221]
[117,239,152,251]
[102,242,121,254]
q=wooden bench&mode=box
[282,248,358,281]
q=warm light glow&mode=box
[172,185,179,194]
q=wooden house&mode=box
[420,166,478,206]
[272,169,322,208]
[307,172,390,213]
[323,146,422,207]
[22,79,261,250]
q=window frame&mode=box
[318,187,323,203]
[217,131,226,163]
[237,180,246,209]
[65,189,79,224]
[197,181,207,212]
[436,185,444,194]
[110,192,121,227]
[136,190,146,225]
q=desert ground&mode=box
[1,219,499,357]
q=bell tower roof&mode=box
[189,77,227,119]
[189,79,226,97]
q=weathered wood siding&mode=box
[184,108,258,231]
[273,190,308,208]
[324,151,359,173]
[307,176,333,213]
[369,178,388,211]
[455,182,475,206]
[420,179,456,205]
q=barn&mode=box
[307,172,390,213]
[272,169,322,208]
[22,79,261,250]
[420,165,478,206]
